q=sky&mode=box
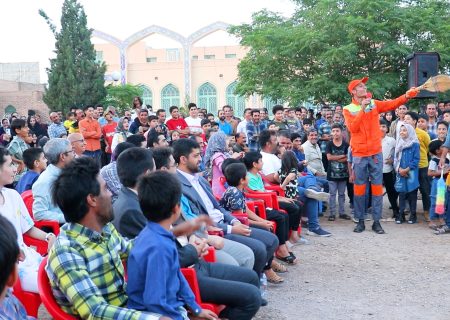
[0,0,296,83]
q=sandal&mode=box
[276,254,297,265]
[328,216,335,221]
[271,260,288,273]
[265,269,284,283]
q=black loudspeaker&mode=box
[406,52,440,99]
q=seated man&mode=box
[100,142,135,203]
[0,215,33,320]
[32,138,73,223]
[48,157,166,319]
[127,171,218,320]
[173,138,279,278]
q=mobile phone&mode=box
[5,129,10,135]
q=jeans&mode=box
[297,174,321,231]
[352,153,383,221]
[383,171,399,213]
[418,167,431,211]
[445,188,450,227]
[196,261,261,320]
[329,180,347,216]
[83,150,101,167]
[399,189,418,216]
[315,176,330,193]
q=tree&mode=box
[230,0,450,105]
[40,0,106,114]
[101,84,143,115]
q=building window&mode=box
[225,53,237,59]
[226,81,246,116]
[161,84,180,112]
[263,97,284,109]
[192,55,198,60]
[146,57,157,63]
[204,55,215,60]
[166,49,180,62]
[197,82,217,113]
[139,85,153,107]
[95,51,103,63]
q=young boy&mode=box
[127,171,217,320]
[380,120,399,221]
[0,215,32,320]
[428,140,449,229]
[221,162,290,280]
[101,107,118,164]
[7,119,30,183]
[326,123,350,221]
[15,148,47,194]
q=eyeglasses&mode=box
[63,150,74,155]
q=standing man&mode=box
[47,112,67,138]
[223,105,239,134]
[318,110,334,169]
[166,106,189,138]
[184,103,203,136]
[236,108,252,139]
[246,109,268,151]
[343,77,419,234]
[270,105,288,130]
[155,109,169,139]
[79,105,102,166]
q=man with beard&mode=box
[47,157,168,320]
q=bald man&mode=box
[67,133,86,158]
[47,112,68,138]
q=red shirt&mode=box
[166,118,188,137]
[102,122,117,153]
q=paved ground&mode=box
[39,201,450,320]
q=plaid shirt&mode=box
[246,120,268,151]
[318,121,332,153]
[47,122,68,139]
[46,223,160,320]
[100,162,122,203]
[428,120,437,137]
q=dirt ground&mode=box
[39,199,450,320]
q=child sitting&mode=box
[220,162,289,283]
[15,148,47,194]
[127,171,217,320]
[428,139,449,229]
[394,124,420,224]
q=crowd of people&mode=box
[1,84,450,319]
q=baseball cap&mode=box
[348,77,369,94]
[105,106,116,115]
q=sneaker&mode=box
[304,189,330,202]
[288,237,310,247]
[307,228,331,237]
[328,215,336,221]
[434,225,450,235]
[339,214,351,220]
[352,215,359,223]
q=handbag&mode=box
[394,174,406,193]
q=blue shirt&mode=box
[127,221,201,319]
[218,121,233,135]
[15,170,39,194]
[47,122,67,139]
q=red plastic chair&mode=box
[23,234,49,256]
[38,257,78,320]
[181,248,225,315]
[21,190,61,235]
[12,279,41,318]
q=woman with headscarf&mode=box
[27,115,47,139]
[394,123,420,224]
[204,131,243,197]
[111,117,132,153]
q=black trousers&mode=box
[196,261,261,320]
[383,171,399,213]
[266,209,289,245]
[279,200,301,230]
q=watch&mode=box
[45,232,55,242]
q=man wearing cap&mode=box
[343,77,419,234]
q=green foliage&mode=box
[40,0,106,114]
[101,84,143,115]
[230,0,450,105]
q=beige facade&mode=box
[95,41,269,116]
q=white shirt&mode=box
[236,119,248,139]
[185,117,203,134]
[178,169,226,225]
[302,140,326,174]
[0,187,34,246]
[382,135,396,173]
[261,151,281,176]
